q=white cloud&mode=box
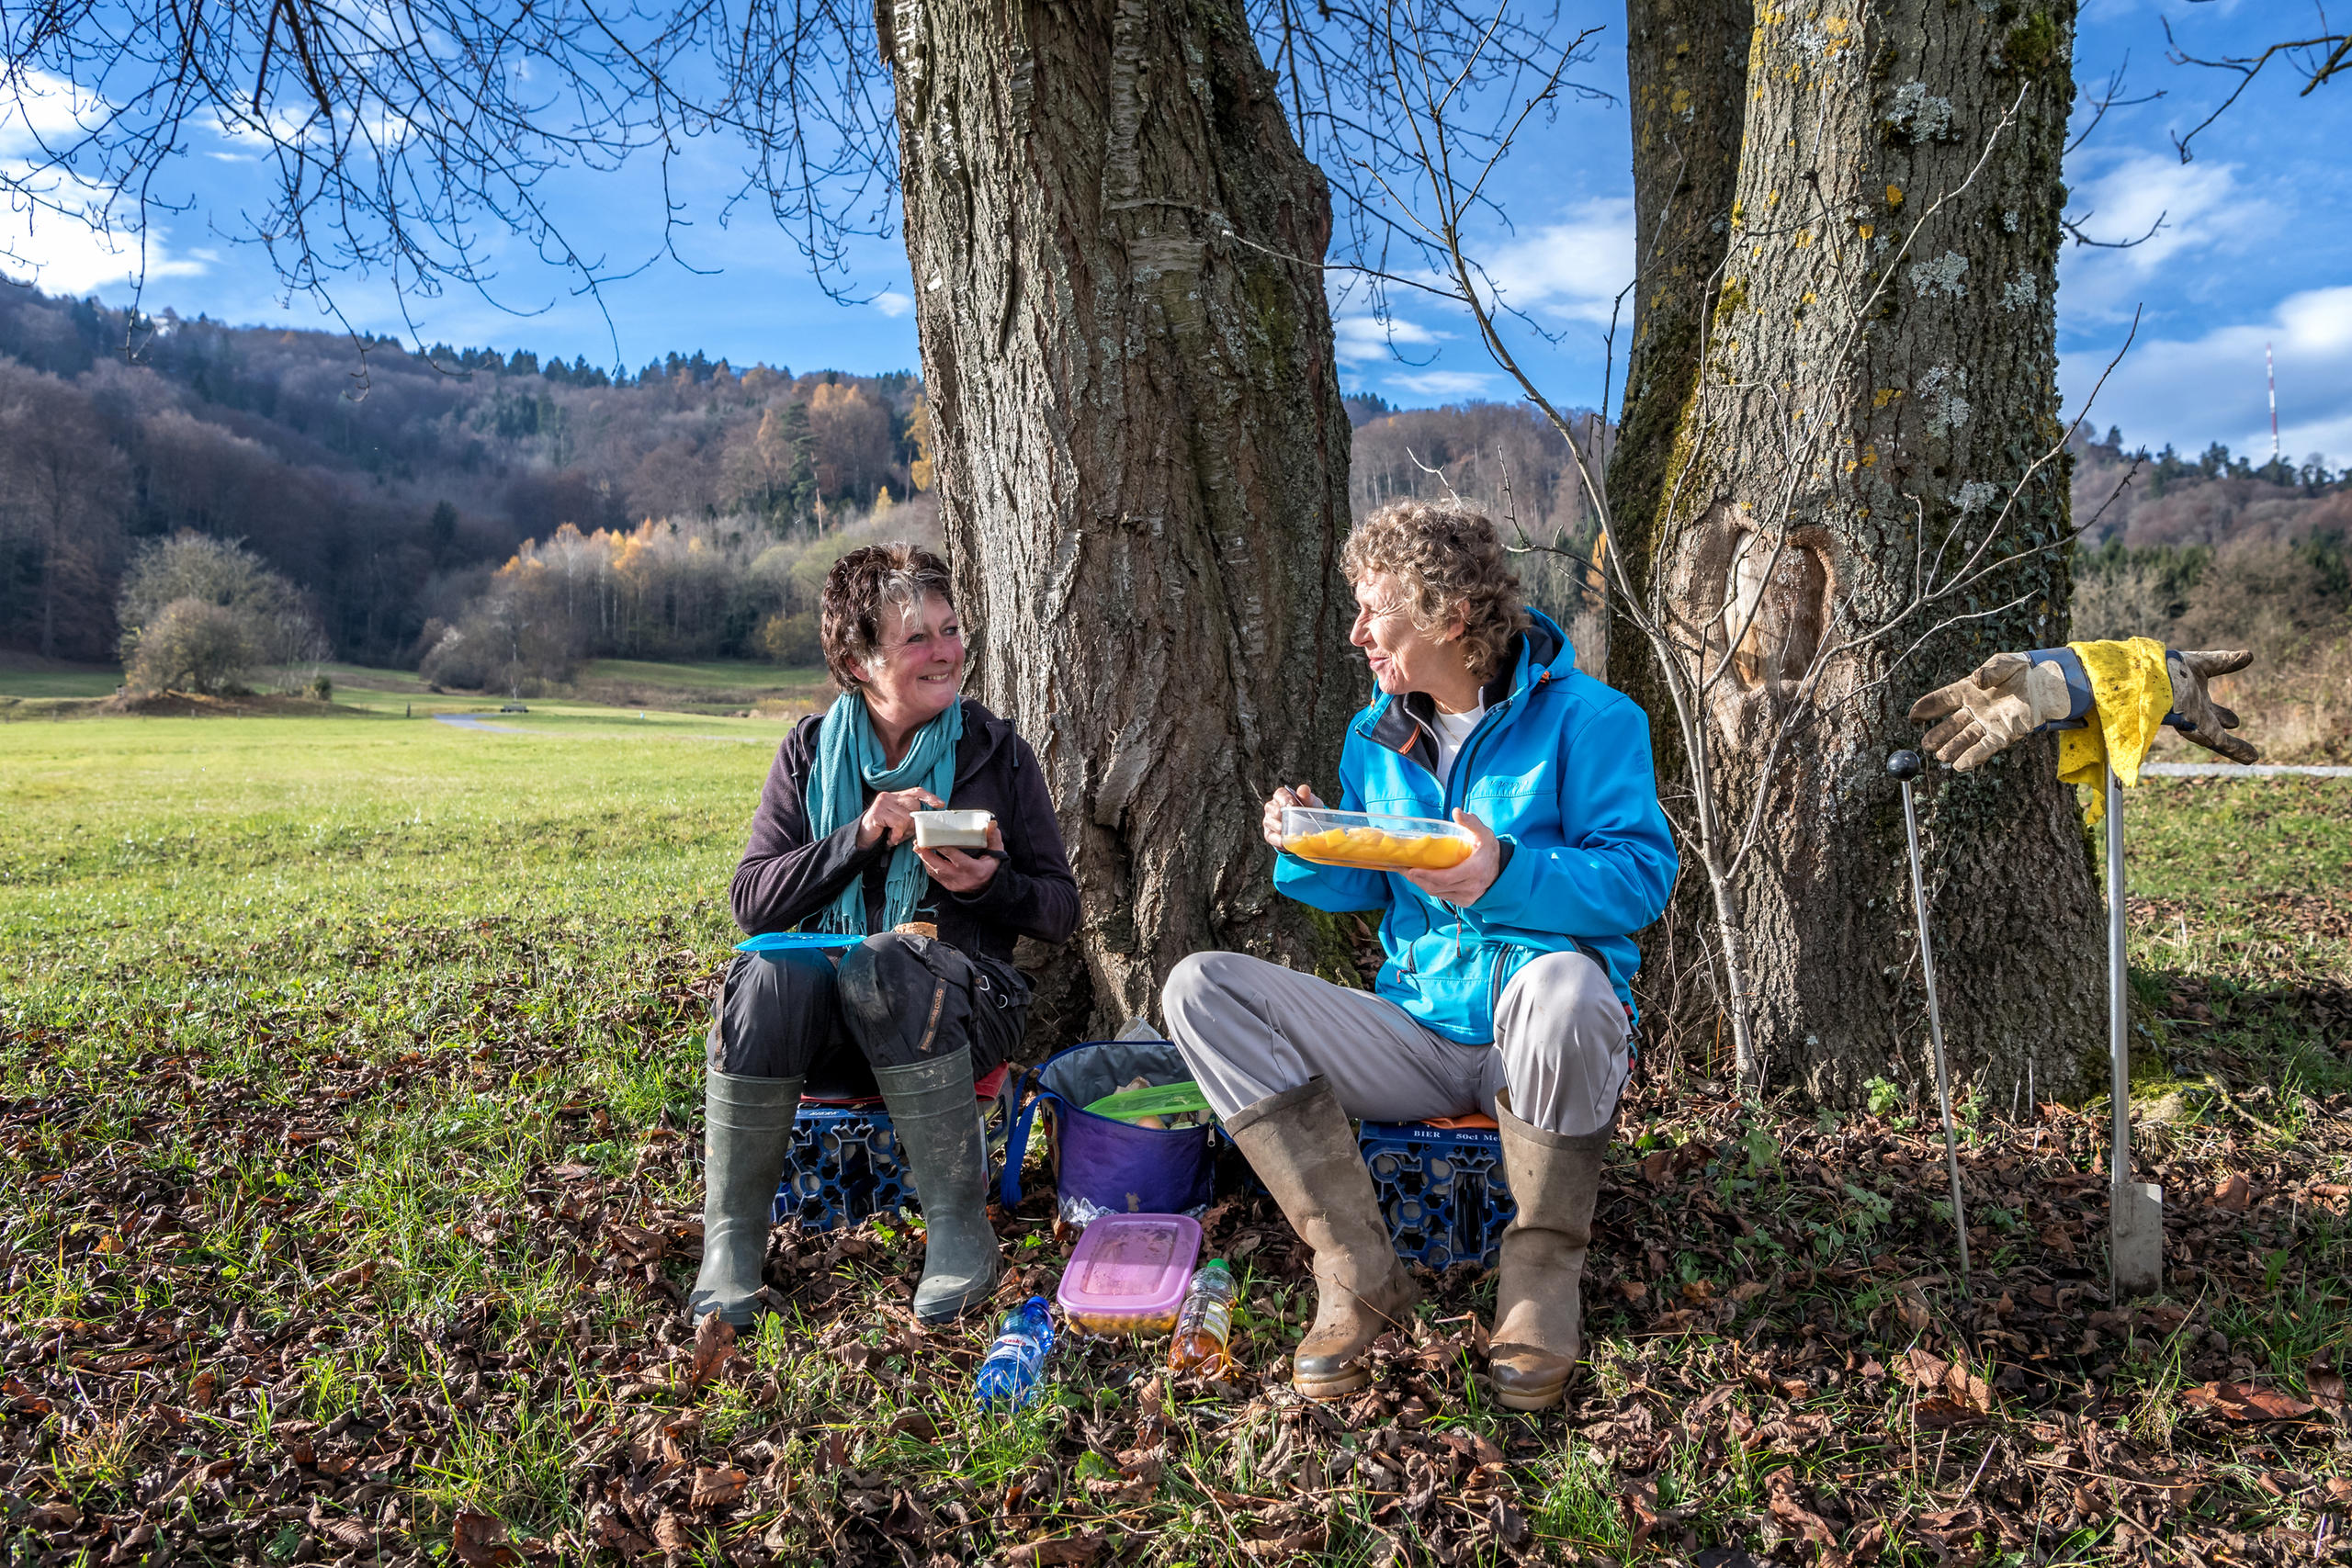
[1334,311,1439,366]
[0,70,104,159]
[0,71,208,296]
[870,289,913,318]
[0,179,207,298]
[2058,153,2271,318]
[1385,368,1496,400]
[2064,285,2352,467]
[1480,197,1634,328]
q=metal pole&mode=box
[1888,751,1969,1280]
[2108,762,2130,1210]
[2105,761,2165,1297]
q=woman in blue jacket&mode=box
[1164,502,1676,1409]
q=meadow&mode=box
[1,701,2346,1567]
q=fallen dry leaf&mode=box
[1895,1282,1931,1332]
[1004,1534,1104,1565]
[1620,1483,1659,1549]
[2211,1172,2252,1211]
[690,1466,747,1509]
[689,1313,738,1390]
[452,1510,522,1567]
[651,1509,691,1554]
[186,1368,219,1410]
[2181,1381,2316,1422]
[322,1259,377,1292]
[887,1409,940,1444]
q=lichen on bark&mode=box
[1610,0,2103,1103]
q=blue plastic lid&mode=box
[734,931,863,953]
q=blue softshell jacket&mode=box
[1274,610,1679,1044]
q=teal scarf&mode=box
[803,691,964,933]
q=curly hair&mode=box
[1340,501,1528,684]
[819,542,955,692]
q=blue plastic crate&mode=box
[1356,1121,1517,1269]
[773,1102,1006,1232]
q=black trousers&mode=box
[707,931,1031,1098]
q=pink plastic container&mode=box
[1054,1213,1203,1336]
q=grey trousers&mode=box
[1162,950,1630,1137]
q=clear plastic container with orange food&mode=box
[1279,807,1477,873]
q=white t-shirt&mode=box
[1430,702,1485,784]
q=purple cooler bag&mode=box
[999,1038,1215,1229]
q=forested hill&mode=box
[0,287,927,666]
[5,279,2345,683]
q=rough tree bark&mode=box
[1606,0,1753,1038]
[883,0,1359,1036]
[1616,0,2105,1100]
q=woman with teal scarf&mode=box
[692,545,1078,1327]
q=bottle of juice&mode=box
[974,1296,1056,1410]
[1166,1258,1236,1376]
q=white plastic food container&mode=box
[1279,806,1476,873]
[911,808,994,850]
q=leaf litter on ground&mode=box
[4,773,2351,1564]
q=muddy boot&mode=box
[688,1070,802,1326]
[875,1048,1002,1324]
[1225,1077,1420,1400]
[1487,1092,1609,1411]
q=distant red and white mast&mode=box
[2267,343,2279,463]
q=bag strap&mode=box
[999,1064,1061,1208]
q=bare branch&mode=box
[2165,7,2350,163]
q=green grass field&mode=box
[575,658,820,693]
[2,716,2346,1566]
[0,653,834,719]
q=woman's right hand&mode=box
[1262,784,1321,850]
[858,787,944,849]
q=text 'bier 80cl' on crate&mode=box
[1357,1118,1517,1269]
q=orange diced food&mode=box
[1283,823,1472,871]
[1416,836,1474,869]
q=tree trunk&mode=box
[885,0,1360,1035]
[1625,0,2105,1101]
[1609,0,1752,1046]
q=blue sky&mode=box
[2,1,2345,465]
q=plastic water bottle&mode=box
[1167,1259,1236,1377]
[974,1296,1056,1410]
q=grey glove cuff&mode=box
[2024,647,2092,732]
[2161,648,2200,731]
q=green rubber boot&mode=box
[687,1070,802,1326]
[874,1048,1002,1324]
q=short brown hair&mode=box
[1341,501,1528,683]
[819,542,954,692]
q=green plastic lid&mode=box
[1082,1079,1215,1122]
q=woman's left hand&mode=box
[1404,810,1501,905]
[916,821,1005,896]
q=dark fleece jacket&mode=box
[729,697,1079,965]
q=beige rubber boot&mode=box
[1225,1077,1420,1400]
[1487,1091,1610,1411]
